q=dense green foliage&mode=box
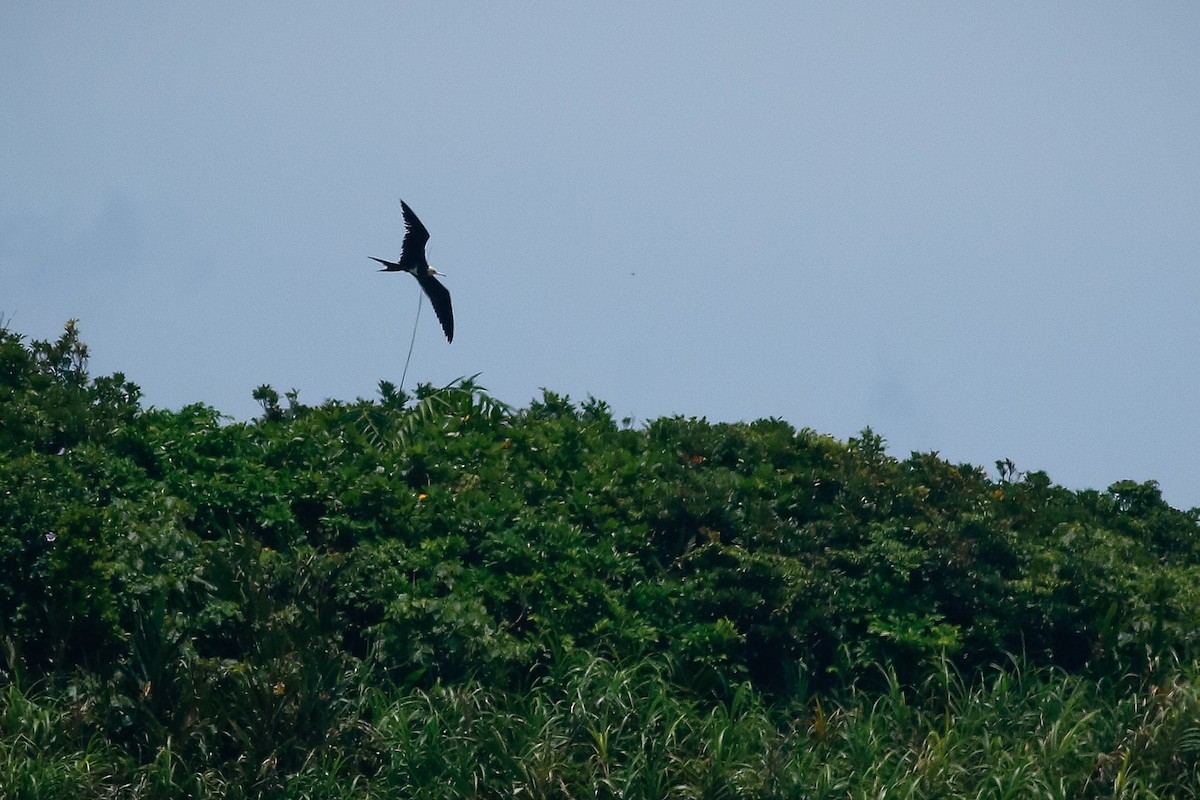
[2,322,1199,797]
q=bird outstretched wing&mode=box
[399,200,431,272]
[417,272,454,343]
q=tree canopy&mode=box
[3,321,1199,796]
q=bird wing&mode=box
[399,200,431,272]
[416,272,454,343]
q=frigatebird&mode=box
[370,200,454,343]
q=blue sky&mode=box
[3,4,1199,509]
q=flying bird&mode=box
[370,200,454,343]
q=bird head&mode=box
[428,265,445,276]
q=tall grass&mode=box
[9,652,1194,798]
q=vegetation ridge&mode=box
[2,321,1197,797]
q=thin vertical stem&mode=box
[400,291,423,393]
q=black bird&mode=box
[370,200,454,343]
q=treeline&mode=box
[2,321,1199,797]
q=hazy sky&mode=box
[4,5,1199,509]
